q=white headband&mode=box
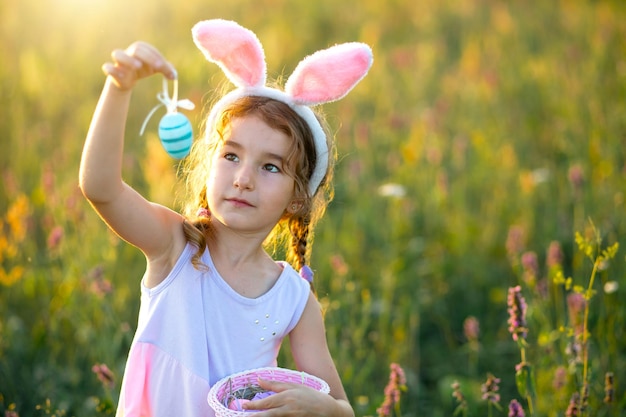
[192,19,373,195]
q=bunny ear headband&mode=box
[192,19,373,195]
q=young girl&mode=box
[79,19,372,417]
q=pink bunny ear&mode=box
[285,42,373,106]
[192,19,266,88]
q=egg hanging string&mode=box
[140,77,196,159]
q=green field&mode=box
[1,0,625,415]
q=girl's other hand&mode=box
[102,41,177,91]
[242,378,348,417]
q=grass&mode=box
[1,0,625,415]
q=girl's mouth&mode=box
[227,198,254,208]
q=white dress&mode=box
[115,243,311,417]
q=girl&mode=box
[79,19,372,417]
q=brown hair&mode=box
[178,95,335,289]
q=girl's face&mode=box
[206,115,298,236]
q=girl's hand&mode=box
[101,41,177,91]
[243,378,350,417]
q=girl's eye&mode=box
[224,153,239,162]
[263,164,281,173]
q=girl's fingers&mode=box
[102,42,177,90]
[124,42,177,79]
[110,48,142,70]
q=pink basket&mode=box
[207,367,330,417]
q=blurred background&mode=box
[1,0,625,415]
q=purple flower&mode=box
[376,363,407,417]
[567,292,585,336]
[506,225,526,260]
[508,399,525,417]
[507,286,528,342]
[565,392,580,417]
[463,316,480,343]
[521,251,538,275]
[568,164,584,191]
[553,366,567,391]
[481,373,501,406]
[92,363,115,389]
[546,241,564,269]
[521,251,539,285]
[47,225,64,250]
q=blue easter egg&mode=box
[158,112,193,159]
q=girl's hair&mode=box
[178,95,335,289]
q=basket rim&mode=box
[207,367,330,416]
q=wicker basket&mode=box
[208,367,330,417]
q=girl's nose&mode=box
[233,165,254,190]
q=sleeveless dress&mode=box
[115,243,311,417]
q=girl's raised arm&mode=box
[79,42,185,274]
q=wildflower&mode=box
[508,399,525,417]
[92,363,115,389]
[546,241,563,269]
[506,225,526,261]
[481,373,501,406]
[520,251,538,285]
[330,254,349,277]
[507,286,527,342]
[0,266,25,287]
[90,278,113,297]
[463,316,480,343]
[376,363,407,417]
[565,392,580,417]
[5,410,20,417]
[6,194,31,242]
[378,183,406,198]
[580,383,588,413]
[604,372,614,404]
[451,381,468,415]
[568,164,584,191]
[603,281,618,294]
[47,225,64,250]
[565,340,583,365]
[566,292,585,336]
[552,366,567,391]
[88,265,112,297]
[531,168,549,184]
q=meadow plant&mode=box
[451,381,468,417]
[510,223,621,416]
[508,399,525,417]
[2,1,625,416]
[449,222,621,417]
[507,286,535,415]
[481,373,503,416]
[376,363,407,417]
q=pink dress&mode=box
[115,243,310,417]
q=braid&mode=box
[288,213,314,292]
[181,188,213,271]
[182,217,212,271]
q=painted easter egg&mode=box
[158,112,193,159]
[228,398,251,411]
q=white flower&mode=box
[378,183,406,198]
[604,281,619,294]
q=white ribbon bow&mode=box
[140,77,195,135]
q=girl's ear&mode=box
[286,199,305,214]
